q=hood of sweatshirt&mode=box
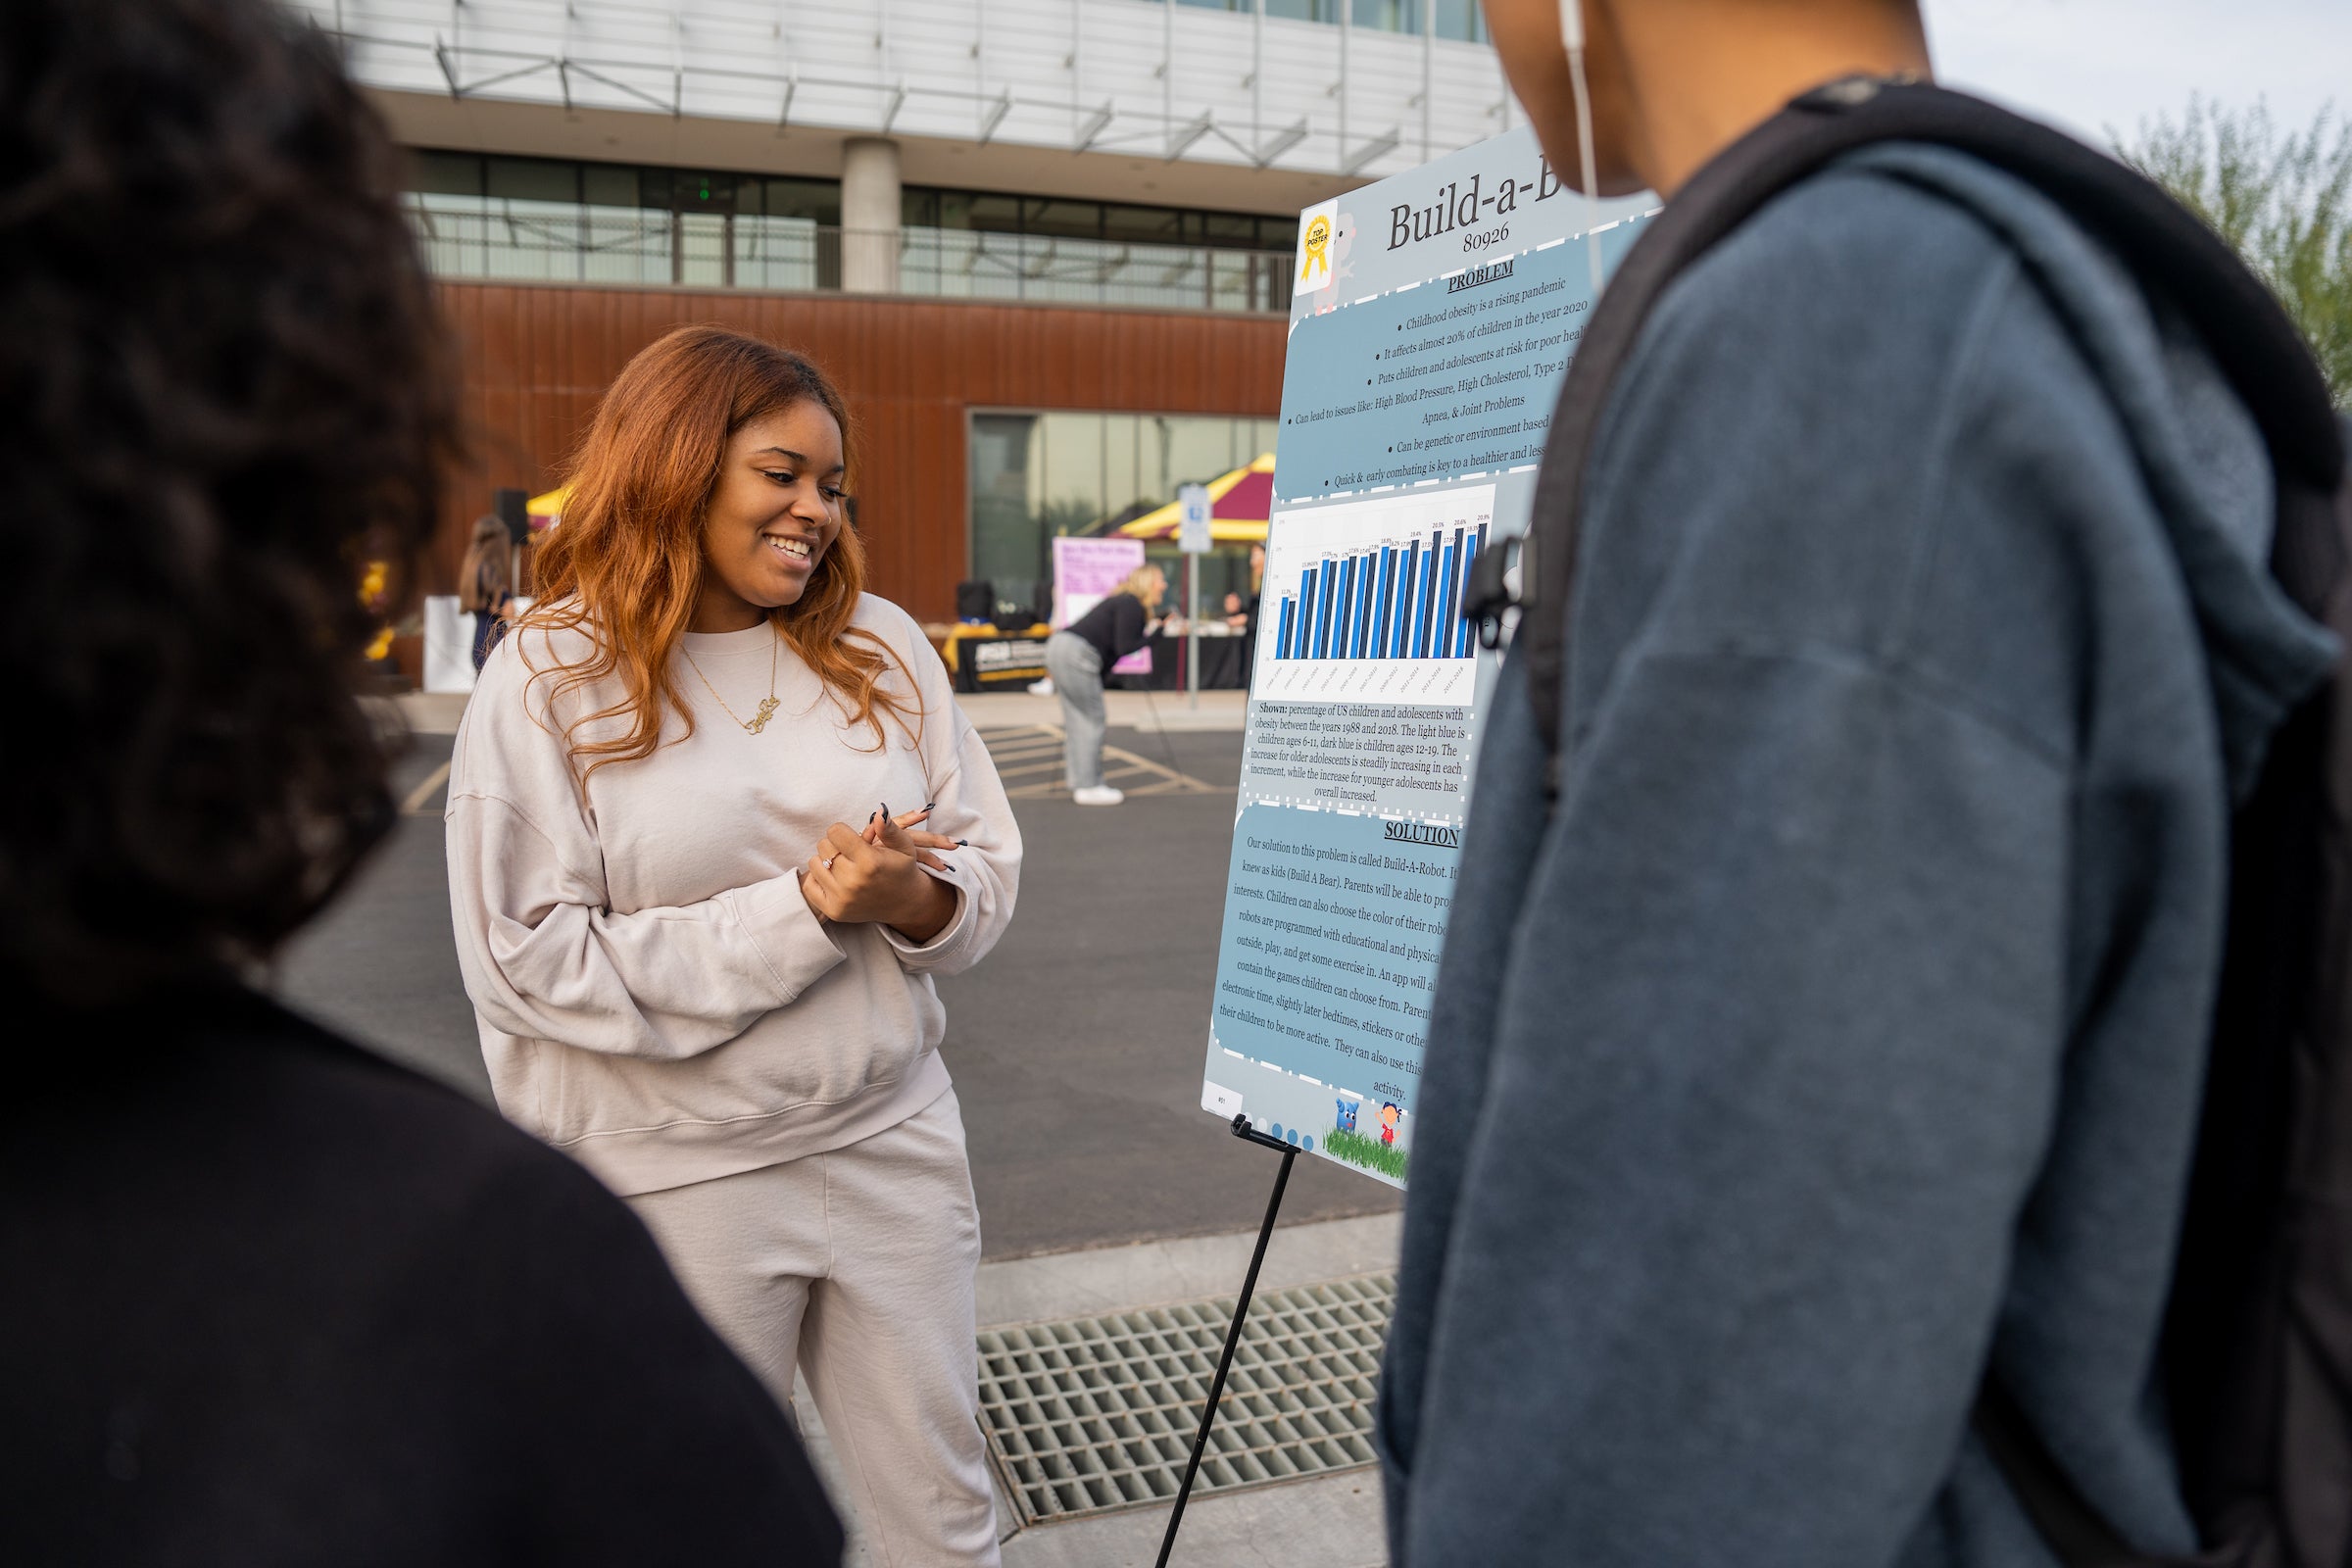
[1845,142,2339,797]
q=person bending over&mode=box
[0,4,841,1563]
[447,325,1020,1568]
[1045,564,1174,806]
[1377,1,2334,1564]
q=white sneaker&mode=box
[1027,677,1055,696]
[1072,785,1125,807]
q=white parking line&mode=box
[399,760,452,816]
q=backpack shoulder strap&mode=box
[1515,75,2344,758]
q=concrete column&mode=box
[840,136,902,295]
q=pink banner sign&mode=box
[1051,536,1153,676]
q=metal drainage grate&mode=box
[976,1271,1391,1526]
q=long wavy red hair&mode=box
[522,325,913,774]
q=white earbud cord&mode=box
[1560,0,1606,298]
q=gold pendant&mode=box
[747,696,780,734]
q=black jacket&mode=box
[1066,590,1150,665]
[2,985,842,1566]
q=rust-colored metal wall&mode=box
[435,282,1288,621]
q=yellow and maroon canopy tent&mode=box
[1116,453,1274,544]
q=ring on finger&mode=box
[821,856,836,870]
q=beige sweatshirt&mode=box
[445,595,1019,1197]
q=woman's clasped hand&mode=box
[803,813,961,942]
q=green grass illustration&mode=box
[1323,1125,1409,1180]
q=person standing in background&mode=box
[1044,564,1175,806]
[447,325,1020,1567]
[457,514,514,671]
[1,4,842,1563]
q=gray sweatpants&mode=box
[1044,631,1106,790]
[629,1091,998,1567]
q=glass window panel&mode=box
[762,177,841,225]
[1103,204,1187,245]
[486,156,577,204]
[1265,0,1337,20]
[933,191,977,231]
[668,172,737,214]
[1164,416,1243,494]
[1350,0,1420,31]
[1022,199,1103,240]
[967,193,1022,234]
[581,163,638,209]
[1202,212,1256,246]
[969,415,1045,614]
[1103,416,1143,519]
[408,149,483,196]
[1431,0,1484,41]
[1258,217,1298,252]
[901,188,939,228]
[582,206,669,285]
[1037,414,1109,533]
[675,212,729,285]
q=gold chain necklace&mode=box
[680,623,782,734]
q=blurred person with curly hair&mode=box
[0,2,842,1562]
[446,323,1022,1565]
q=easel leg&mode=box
[1155,1114,1298,1568]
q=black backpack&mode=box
[1471,76,2352,1568]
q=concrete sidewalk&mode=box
[798,1211,1397,1568]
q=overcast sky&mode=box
[1926,0,2348,150]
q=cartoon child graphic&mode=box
[1336,1098,1358,1134]
[1379,1102,1401,1147]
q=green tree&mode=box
[2118,99,2352,408]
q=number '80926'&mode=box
[1462,225,1509,252]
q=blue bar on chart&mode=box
[1391,543,1416,659]
[1454,521,1489,657]
[1266,525,1491,662]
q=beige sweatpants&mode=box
[628,1088,1000,1567]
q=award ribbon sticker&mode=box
[1298,213,1332,283]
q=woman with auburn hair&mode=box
[446,324,1020,1565]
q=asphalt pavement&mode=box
[272,706,1401,1259]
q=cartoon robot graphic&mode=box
[1379,1102,1402,1147]
[1335,1098,1358,1134]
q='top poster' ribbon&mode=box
[1298,214,1332,283]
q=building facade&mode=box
[305,0,1520,619]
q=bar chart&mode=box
[1254,484,1495,706]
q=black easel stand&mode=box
[1154,1112,1298,1568]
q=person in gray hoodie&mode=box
[1376,2,2336,1564]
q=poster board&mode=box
[1050,535,1153,677]
[1197,127,1652,1187]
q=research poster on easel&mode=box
[1198,127,1651,1188]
